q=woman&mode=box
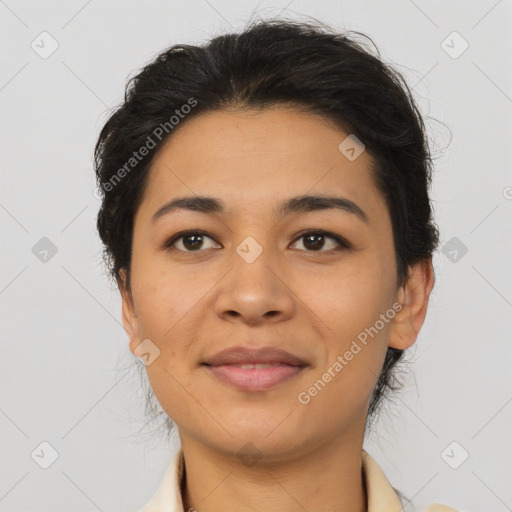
[94,19,460,512]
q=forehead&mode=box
[138,107,388,225]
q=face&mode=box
[120,106,427,461]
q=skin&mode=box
[118,106,435,512]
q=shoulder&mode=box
[361,450,461,512]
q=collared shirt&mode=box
[139,448,459,512]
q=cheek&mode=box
[294,342,387,439]
[298,259,394,335]
[298,260,395,395]
[130,258,192,330]
[145,365,198,430]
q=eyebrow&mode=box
[151,194,369,224]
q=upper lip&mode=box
[202,346,308,367]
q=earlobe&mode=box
[388,259,435,350]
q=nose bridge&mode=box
[231,232,281,299]
[212,231,295,323]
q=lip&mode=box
[203,346,308,366]
[202,346,309,391]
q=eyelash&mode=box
[163,229,352,254]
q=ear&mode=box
[117,268,141,356]
[388,259,435,350]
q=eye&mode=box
[164,230,220,252]
[290,230,351,252]
[164,229,352,254]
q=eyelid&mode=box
[290,229,353,250]
[164,229,352,252]
[164,230,219,251]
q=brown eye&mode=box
[165,231,220,252]
[164,229,351,254]
[291,230,351,252]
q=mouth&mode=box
[202,362,307,391]
[201,346,309,391]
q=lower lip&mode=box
[204,364,305,391]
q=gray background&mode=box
[1,1,511,511]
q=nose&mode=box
[212,244,296,326]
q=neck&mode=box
[180,434,367,512]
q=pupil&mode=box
[304,234,324,250]
[184,234,203,250]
